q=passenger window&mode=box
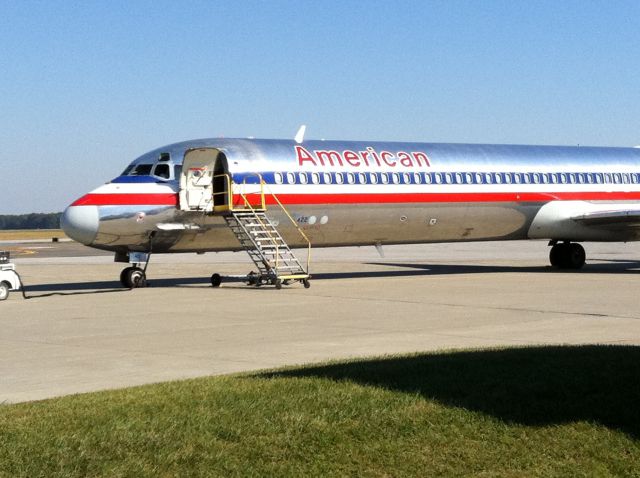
[335,173,344,184]
[381,173,389,184]
[287,172,296,184]
[465,173,473,184]
[311,172,321,184]
[614,173,621,184]
[358,172,367,184]
[392,173,400,184]
[504,173,512,184]
[484,173,493,184]
[153,163,170,179]
[413,172,422,184]
[370,173,378,184]
[274,172,284,184]
[403,173,411,184]
[444,173,453,184]
[475,173,482,184]
[514,174,521,184]
[298,172,308,184]
[323,172,332,184]
[424,173,432,184]
[495,173,502,184]
[559,173,567,184]
[523,174,531,184]
[347,172,356,184]
[434,173,442,184]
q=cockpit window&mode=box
[129,164,153,176]
[121,164,134,175]
[153,163,170,179]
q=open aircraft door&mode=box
[179,148,228,212]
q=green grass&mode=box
[1,346,639,477]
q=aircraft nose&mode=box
[61,205,99,245]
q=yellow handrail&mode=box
[240,173,266,210]
[262,181,311,275]
[212,173,233,212]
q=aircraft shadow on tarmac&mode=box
[312,258,640,281]
[260,345,640,439]
[19,259,640,297]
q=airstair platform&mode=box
[224,210,310,288]
[212,173,311,289]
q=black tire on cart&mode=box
[0,282,9,301]
[211,273,222,287]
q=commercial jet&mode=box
[60,128,640,289]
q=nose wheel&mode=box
[120,266,147,288]
[549,242,586,269]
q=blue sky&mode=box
[1,0,639,213]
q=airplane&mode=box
[61,128,640,289]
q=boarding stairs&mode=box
[215,173,311,288]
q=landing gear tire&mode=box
[120,267,132,287]
[564,243,586,269]
[549,242,585,270]
[275,279,282,290]
[302,279,311,289]
[211,273,222,288]
[0,282,9,301]
[121,267,147,288]
[549,244,563,267]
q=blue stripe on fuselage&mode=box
[111,176,170,184]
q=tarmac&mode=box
[2,239,640,403]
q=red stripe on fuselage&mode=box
[71,193,178,206]
[71,191,640,207]
[259,191,640,204]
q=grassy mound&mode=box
[1,346,639,476]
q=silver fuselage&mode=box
[61,138,640,255]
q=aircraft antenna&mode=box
[295,125,306,144]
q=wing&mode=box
[571,209,640,227]
[529,201,640,241]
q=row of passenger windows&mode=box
[269,171,640,186]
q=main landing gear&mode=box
[549,241,586,269]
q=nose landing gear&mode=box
[120,266,147,288]
[549,241,586,269]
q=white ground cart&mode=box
[0,251,21,300]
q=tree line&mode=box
[0,213,63,230]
